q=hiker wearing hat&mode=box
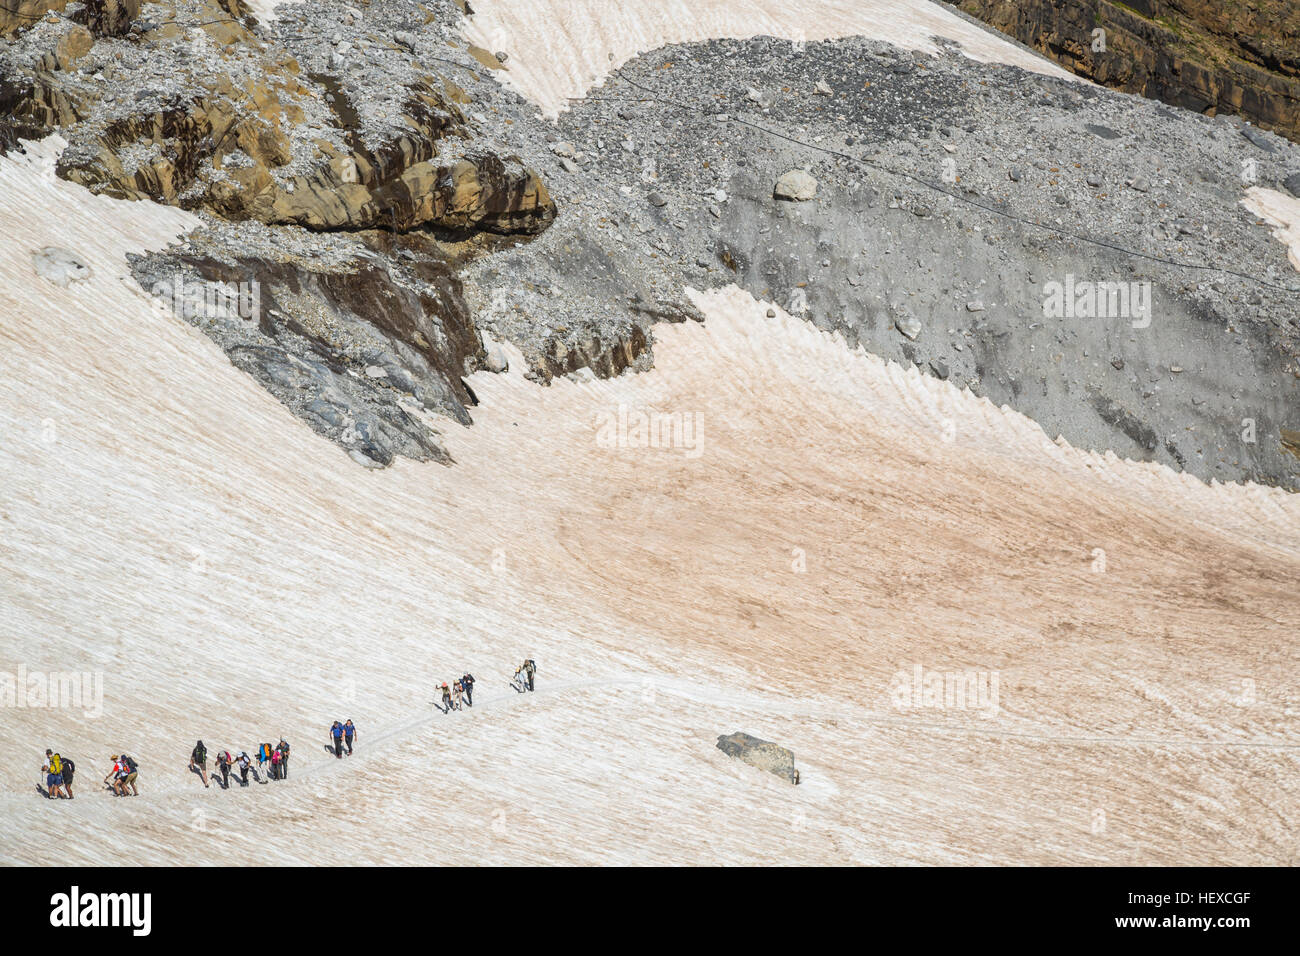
[440,682,453,713]
[104,756,125,795]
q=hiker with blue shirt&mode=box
[343,720,356,755]
[329,720,344,758]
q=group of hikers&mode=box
[327,720,357,758]
[512,659,537,693]
[438,674,476,712]
[433,659,536,710]
[189,738,291,789]
[40,749,140,799]
[38,658,539,799]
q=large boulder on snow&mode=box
[716,731,800,784]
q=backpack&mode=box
[61,758,74,776]
[271,749,282,764]
[122,755,137,773]
[48,754,62,775]
[258,743,272,762]
[194,743,206,763]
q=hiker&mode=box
[523,658,536,692]
[270,744,284,780]
[215,750,232,789]
[104,756,129,796]
[461,673,475,707]
[103,756,122,795]
[43,750,66,799]
[452,680,464,711]
[329,721,344,758]
[236,751,266,786]
[190,740,210,788]
[119,753,139,795]
[60,755,76,799]
[440,682,453,713]
[278,738,291,779]
[343,720,355,756]
[257,742,273,777]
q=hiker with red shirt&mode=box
[104,756,128,796]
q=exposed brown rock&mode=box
[0,1,69,38]
[1282,428,1300,460]
[53,24,93,70]
[956,0,1300,141]
[29,57,554,235]
[70,0,143,38]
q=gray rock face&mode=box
[773,169,818,201]
[12,8,1298,489]
[716,732,800,784]
[533,34,1300,489]
[130,231,483,468]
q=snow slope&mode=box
[1244,186,1300,271]
[463,0,1079,117]
[2,132,1298,865]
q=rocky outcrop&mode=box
[955,0,1300,142]
[0,0,561,467]
[717,732,800,784]
[47,76,553,233]
[0,0,68,37]
[2,0,141,38]
[130,238,486,467]
[1,3,555,236]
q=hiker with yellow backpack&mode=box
[42,749,67,799]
